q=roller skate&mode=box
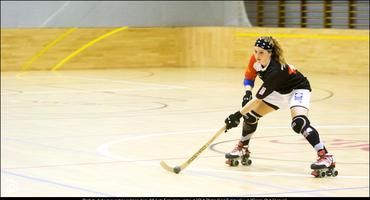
[225,140,252,167]
[310,149,338,178]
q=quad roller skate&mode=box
[310,150,338,178]
[225,140,252,167]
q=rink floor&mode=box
[1,67,369,197]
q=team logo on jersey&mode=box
[259,87,266,96]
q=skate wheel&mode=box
[242,159,252,166]
[326,170,332,176]
[231,160,239,166]
[319,171,326,178]
[332,169,338,177]
[241,156,252,166]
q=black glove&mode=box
[242,90,253,107]
[225,111,243,131]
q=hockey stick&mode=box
[160,125,227,174]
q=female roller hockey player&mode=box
[224,36,337,177]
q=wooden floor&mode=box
[1,67,369,197]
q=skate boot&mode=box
[310,149,338,178]
[225,140,252,167]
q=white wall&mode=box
[1,1,252,27]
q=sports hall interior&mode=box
[1,1,369,197]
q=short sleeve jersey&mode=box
[244,55,311,99]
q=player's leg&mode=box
[226,100,276,159]
[289,90,336,175]
[225,111,260,159]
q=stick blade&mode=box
[160,160,175,173]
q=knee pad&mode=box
[242,111,260,136]
[291,115,310,134]
[243,111,260,124]
[242,121,258,136]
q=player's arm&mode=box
[224,55,258,130]
[240,73,281,115]
[244,55,257,90]
[242,55,257,106]
[225,72,280,130]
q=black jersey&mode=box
[255,59,311,99]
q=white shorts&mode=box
[262,89,311,110]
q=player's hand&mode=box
[242,90,252,107]
[225,111,243,131]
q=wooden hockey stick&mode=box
[160,125,227,174]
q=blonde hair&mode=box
[258,36,287,65]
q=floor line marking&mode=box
[55,75,188,88]
[1,170,116,197]
[51,26,128,71]
[96,125,369,180]
[235,186,369,197]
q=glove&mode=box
[225,111,243,131]
[242,90,252,107]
